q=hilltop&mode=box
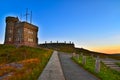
[75,48,120,60]
[39,42,120,60]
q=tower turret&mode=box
[4,16,19,44]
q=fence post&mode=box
[81,53,83,57]
[95,56,100,73]
[72,53,76,58]
[76,54,79,61]
[91,54,94,58]
[82,55,86,65]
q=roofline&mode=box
[21,21,38,28]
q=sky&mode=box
[0,0,120,54]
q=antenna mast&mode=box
[25,8,29,22]
[24,8,32,23]
[20,13,22,21]
[30,11,32,24]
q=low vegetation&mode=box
[0,45,53,80]
[72,55,120,80]
[116,62,120,67]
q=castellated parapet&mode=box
[4,16,38,47]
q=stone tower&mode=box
[4,16,38,47]
[4,16,19,44]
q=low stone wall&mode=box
[39,43,75,53]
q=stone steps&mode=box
[107,65,118,67]
[111,66,120,69]
[102,60,120,72]
[103,63,115,65]
[111,67,120,71]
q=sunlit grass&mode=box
[72,55,120,80]
[0,45,53,80]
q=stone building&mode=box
[4,16,38,47]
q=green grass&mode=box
[0,45,53,80]
[72,55,120,80]
[116,62,120,67]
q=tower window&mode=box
[28,38,33,42]
[9,38,11,41]
[9,30,12,33]
[28,30,33,34]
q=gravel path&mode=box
[59,52,100,80]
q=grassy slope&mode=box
[0,45,53,80]
[116,62,120,67]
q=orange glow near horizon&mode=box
[89,45,120,54]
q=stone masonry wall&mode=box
[4,16,38,47]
